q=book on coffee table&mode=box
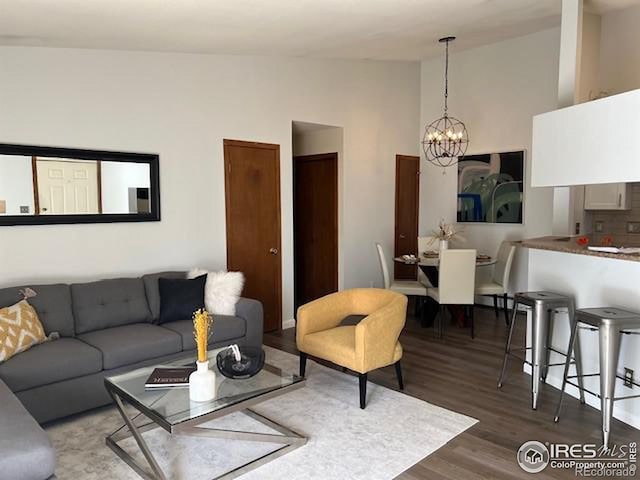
[144,367,196,389]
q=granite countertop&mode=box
[518,236,640,262]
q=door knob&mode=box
[269,247,278,255]
[399,234,406,239]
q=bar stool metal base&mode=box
[498,291,585,410]
[554,307,640,448]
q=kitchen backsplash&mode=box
[591,182,640,246]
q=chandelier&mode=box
[421,36,469,169]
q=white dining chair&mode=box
[474,241,516,325]
[375,243,428,305]
[417,235,445,288]
[426,249,477,338]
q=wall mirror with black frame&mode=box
[0,144,160,226]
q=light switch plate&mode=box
[0,200,5,214]
[595,221,604,233]
[627,222,640,234]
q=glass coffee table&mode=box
[104,349,306,480]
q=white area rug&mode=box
[46,347,477,479]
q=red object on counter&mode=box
[576,236,589,246]
[601,235,613,246]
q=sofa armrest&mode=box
[235,297,264,348]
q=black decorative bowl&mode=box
[216,346,265,379]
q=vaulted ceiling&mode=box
[1,0,637,61]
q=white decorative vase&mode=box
[189,360,216,402]
[439,239,449,252]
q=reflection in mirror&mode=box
[0,156,151,215]
[0,144,159,225]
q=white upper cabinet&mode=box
[584,183,631,210]
[531,89,640,187]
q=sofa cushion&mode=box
[0,283,75,336]
[161,315,246,350]
[0,300,47,363]
[0,337,103,392]
[159,275,207,324]
[0,379,56,480]
[78,323,182,369]
[143,271,186,321]
[72,277,152,334]
[302,326,357,370]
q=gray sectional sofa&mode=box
[0,270,263,480]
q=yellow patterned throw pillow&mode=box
[0,300,46,363]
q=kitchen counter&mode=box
[525,241,640,430]
[519,236,640,262]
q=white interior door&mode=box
[36,159,100,214]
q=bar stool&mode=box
[555,307,640,448]
[498,291,585,410]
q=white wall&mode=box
[600,5,640,95]
[532,89,640,187]
[531,4,640,190]
[101,161,150,214]
[292,125,342,158]
[0,47,420,324]
[419,29,559,292]
[0,154,34,215]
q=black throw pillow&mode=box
[158,274,207,324]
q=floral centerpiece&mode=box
[430,219,465,251]
[189,309,216,402]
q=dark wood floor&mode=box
[264,305,639,480]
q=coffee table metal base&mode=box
[106,391,307,480]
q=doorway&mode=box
[292,122,341,311]
[224,139,282,332]
[394,155,420,280]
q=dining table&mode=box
[394,252,496,328]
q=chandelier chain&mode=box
[444,38,449,114]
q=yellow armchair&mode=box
[296,288,408,408]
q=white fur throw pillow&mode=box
[188,269,245,316]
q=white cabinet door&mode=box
[584,183,631,210]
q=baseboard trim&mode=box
[282,318,295,330]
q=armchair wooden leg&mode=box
[395,361,404,390]
[359,373,367,409]
[503,293,510,326]
[299,352,307,378]
[492,294,499,318]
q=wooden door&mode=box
[35,158,100,214]
[394,155,420,280]
[224,139,282,332]
[293,153,338,310]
